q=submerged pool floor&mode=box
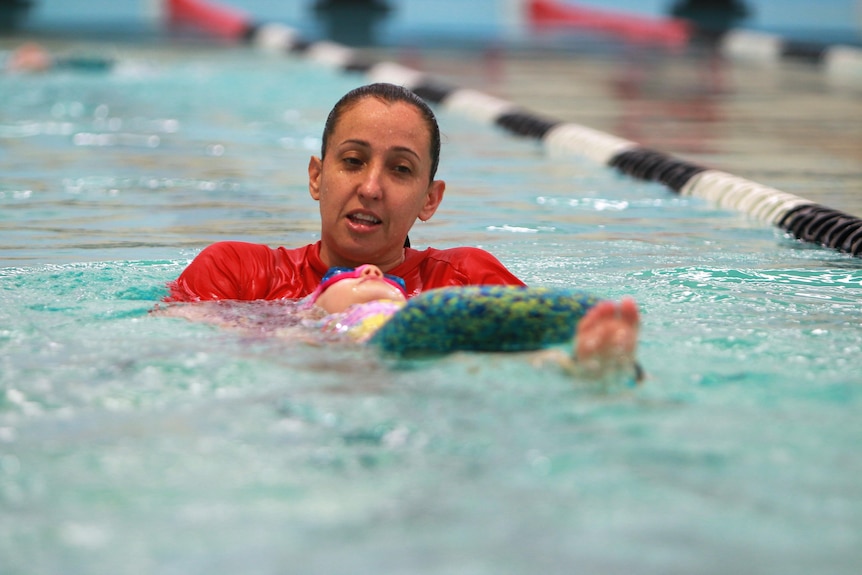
[1,37,861,575]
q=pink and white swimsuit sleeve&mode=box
[319,299,405,342]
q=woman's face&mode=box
[308,97,445,271]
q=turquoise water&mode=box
[2,45,862,574]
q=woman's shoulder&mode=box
[199,240,318,259]
[402,245,525,287]
[409,245,500,264]
[198,240,273,255]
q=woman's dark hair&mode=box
[321,83,441,181]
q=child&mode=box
[303,264,643,383]
[302,264,409,342]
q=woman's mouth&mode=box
[347,212,382,228]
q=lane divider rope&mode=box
[525,0,862,79]
[720,29,862,79]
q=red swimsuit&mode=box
[165,240,525,302]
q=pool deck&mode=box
[385,43,862,217]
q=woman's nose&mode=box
[358,164,382,200]
[358,265,383,278]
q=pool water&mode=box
[1,43,861,574]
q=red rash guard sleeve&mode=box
[165,241,326,302]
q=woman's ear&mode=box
[308,156,322,200]
[418,180,445,221]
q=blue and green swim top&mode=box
[369,285,601,357]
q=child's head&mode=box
[309,264,407,313]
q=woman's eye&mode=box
[393,164,412,175]
[343,157,362,167]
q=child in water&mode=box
[302,264,642,383]
[303,264,410,342]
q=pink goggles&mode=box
[309,265,408,304]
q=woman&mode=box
[166,82,524,302]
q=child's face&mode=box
[314,265,407,314]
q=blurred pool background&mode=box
[13,0,862,46]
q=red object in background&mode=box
[167,0,250,40]
[528,0,692,47]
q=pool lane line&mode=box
[524,0,862,79]
[719,29,862,80]
[167,1,862,258]
[170,0,862,79]
[526,0,690,49]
